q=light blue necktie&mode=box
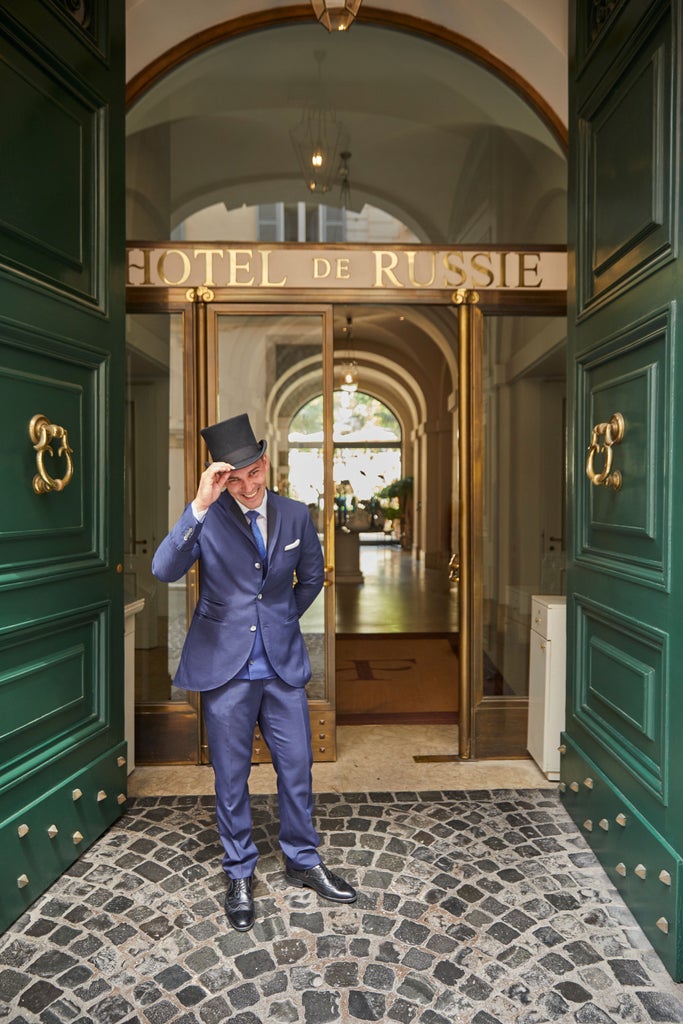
[246,509,267,565]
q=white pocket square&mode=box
[284,538,301,551]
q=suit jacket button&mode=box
[257,593,263,600]
[250,625,257,632]
[255,562,261,569]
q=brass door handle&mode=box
[448,553,460,583]
[29,414,75,494]
[324,564,334,587]
[586,412,624,491]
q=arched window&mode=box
[172,201,419,245]
[288,391,401,506]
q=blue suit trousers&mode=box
[202,676,321,878]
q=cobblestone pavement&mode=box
[2,790,683,1024]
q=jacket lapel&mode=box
[219,492,252,541]
[266,492,281,559]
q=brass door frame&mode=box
[456,297,483,760]
[456,297,530,760]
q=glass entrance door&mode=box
[477,313,567,756]
[455,301,567,760]
[125,308,202,764]
[125,301,335,765]
[206,304,336,760]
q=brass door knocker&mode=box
[29,414,75,494]
[586,412,624,491]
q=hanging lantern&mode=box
[290,52,345,193]
[290,102,344,193]
[311,0,362,33]
[340,361,358,393]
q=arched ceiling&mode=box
[126,14,567,246]
[125,1,568,129]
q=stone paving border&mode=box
[1,790,683,1023]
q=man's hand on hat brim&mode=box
[195,461,235,512]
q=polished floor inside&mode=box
[333,540,459,635]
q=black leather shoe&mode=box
[285,862,357,903]
[225,876,254,931]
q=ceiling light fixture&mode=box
[290,52,344,194]
[340,361,358,393]
[311,0,362,32]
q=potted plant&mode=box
[378,476,413,548]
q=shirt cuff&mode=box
[191,500,208,523]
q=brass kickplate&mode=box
[413,754,460,763]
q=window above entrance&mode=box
[171,201,419,246]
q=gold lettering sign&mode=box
[157,249,191,286]
[127,245,566,292]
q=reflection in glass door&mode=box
[125,311,201,764]
[476,313,566,755]
[208,305,336,760]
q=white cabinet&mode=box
[527,595,566,780]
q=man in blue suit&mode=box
[153,413,356,930]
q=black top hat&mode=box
[201,413,267,469]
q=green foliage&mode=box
[381,506,401,521]
[378,476,413,502]
[290,391,401,440]
[291,395,323,434]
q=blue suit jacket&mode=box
[152,490,324,691]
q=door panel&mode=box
[566,0,682,977]
[561,740,680,941]
[0,1,125,932]
[576,0,675,315]
[0,323,104,571]
[209,305,336,761]
[0,9,106,305]
[572,595,667,800]
[1,610,107,767]
[575,310,671,585]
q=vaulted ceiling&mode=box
[126,15,566,244]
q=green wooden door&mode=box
[565,0,683,978]
[0,1,126,931]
